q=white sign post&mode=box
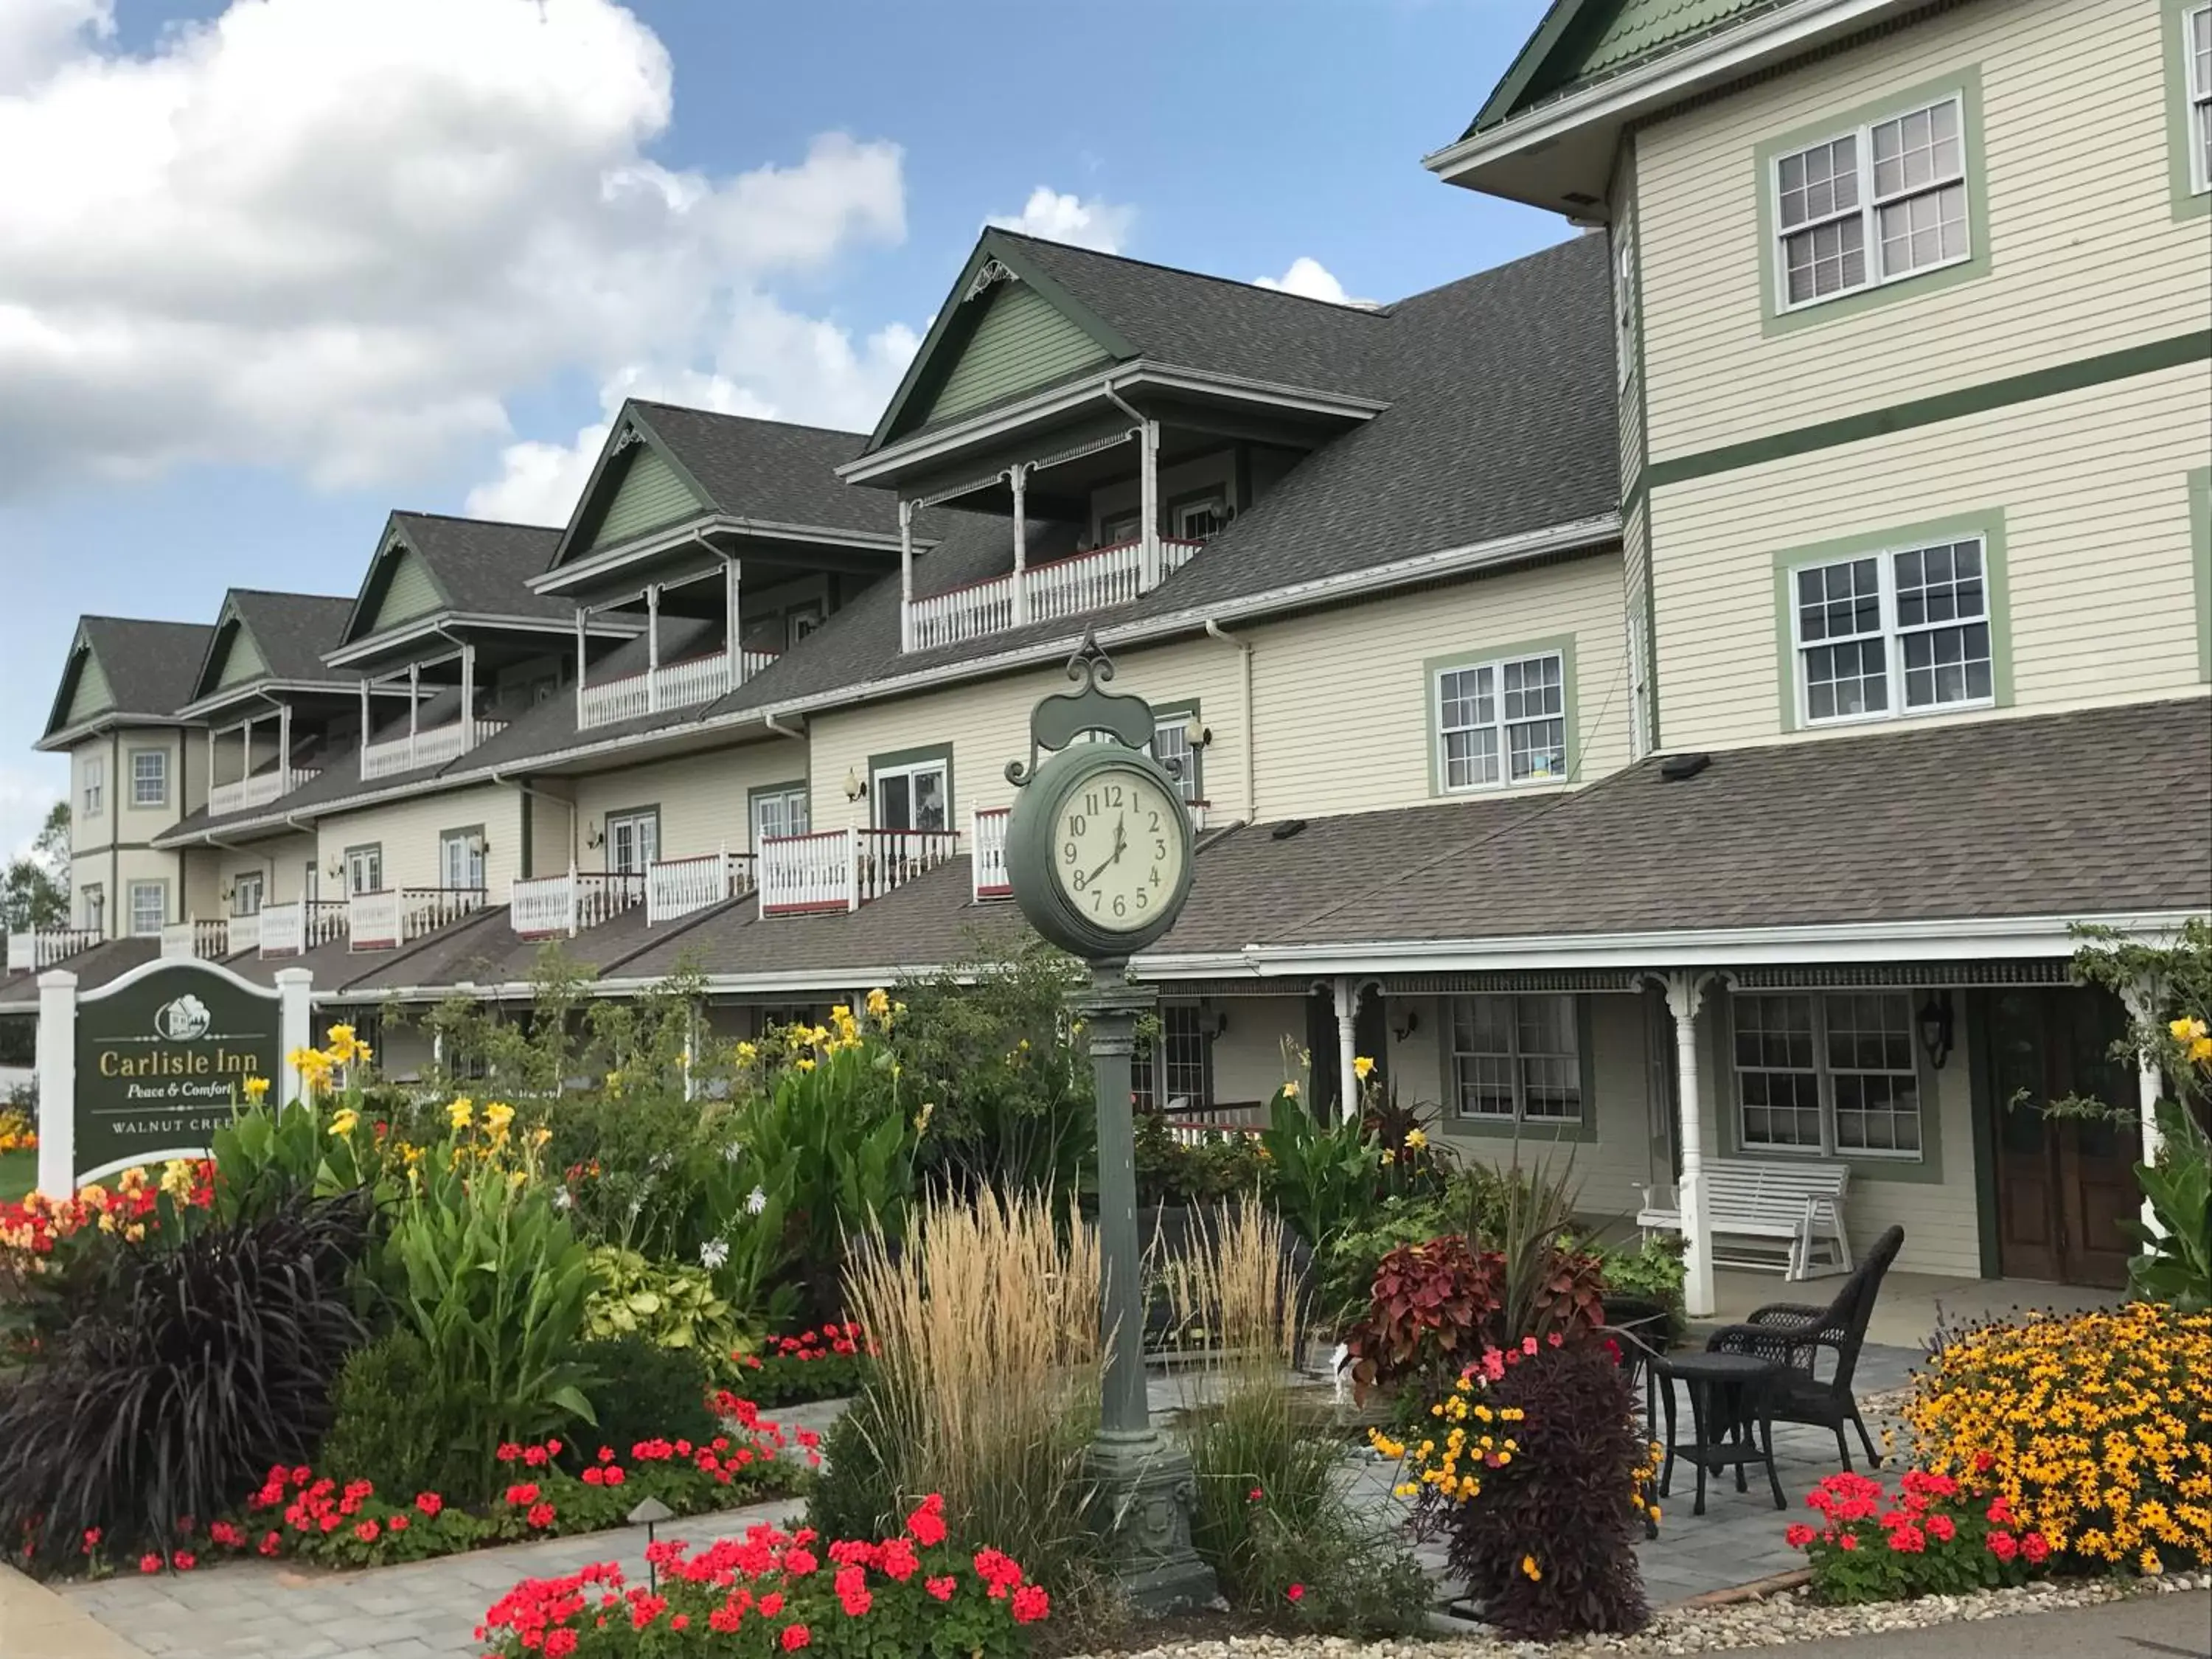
[34,970,76,1200]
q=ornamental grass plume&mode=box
[842,1189,1102,1599]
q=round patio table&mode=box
[1653,1350,1787,1517]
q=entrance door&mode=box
[1982,987,2140,1287]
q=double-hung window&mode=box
[1774,93,1969,309]
[605,810,658,875]
[440,829,486,891]
[752,785,810,847]
[875,758,948,832]
[1792,535,1992,724]
[1134,1003,1211,1110]
[1170,495,1230,541]
[82,756,105,818]
[1435,650,1567,790]
[1150,711,1203,804]
[1449,995,1582,1127]
[80,884,105,933]
[128,880,167,937]
[2188,4,2212,194]
[131,748,167,809]
[1732,992,1924,1159]
[231,872,264,917]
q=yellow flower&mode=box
[1405,1127,1429,1150]
[604,1071,622,1093]
[242,1076,271,1101]
[123,1222,146,1244]
[159,1160,196,1200]
[1520,1554,1542,1582]
[1352,1054,1374,1080]
[737,1041,759,1062]
[2168,1017,2205,1043]
[1380,1149,1396,1166]
[866,987,891,1019]
[1281,1080,1298,1099]
[448,1098,474,1130]
[484,1102,515,1137]
[796,1057,816,1072]
[531,1126,553,1150]
[329,1108,360,1138]
[914,1102,936,1135]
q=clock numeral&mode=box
[1135,888,1148,910]
[1071,867,1087,893]
[1105,783,1124,807]
[1150,867,1161,888]
[1153,838,1167,860]
[1083,791,1099,816]
[1148,810,1161,833]
[1061,840,1078,865]
[1111,894,1127,918]
[1068,813,1087,838]
[1091,890,1103,913]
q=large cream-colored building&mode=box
[9,0,2207,1311]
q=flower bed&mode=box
[476,1495,1050,1658]
[0,1159,212,1261]
[1785,1469,2042,1603]
[728,1324,875,1406]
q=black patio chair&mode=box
[1703,1224,1905,1472]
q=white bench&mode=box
[1635,1159,1853,1280]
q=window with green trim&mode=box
[1449,995,1582,1127]
[1733,992,1924,1161]
[2188,4,2212,194]
[1789,536,1993,725]
[128,880,167,938]
[1434,651,1567,790]
[1772,91,1972,312]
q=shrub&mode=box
[1374,1337,1654,1641]
[476,1498,1050,1658]
[1313,1193,1452,1332]
[1905,1304,2212,1573]
[804,1390,902,1544]
[1597,1235,1687,1332]
[319,1330,487,1501]
[577,1335,720,1458]
[1787,1469,2039,1603]
[842,1189,1101,1602]
[0,1189,371,1571]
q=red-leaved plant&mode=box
[1342,1237,1606,1399]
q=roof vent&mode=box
[1659,753,1711,782]
[1269,818,1309,842]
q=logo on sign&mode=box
[153,994,213,1042]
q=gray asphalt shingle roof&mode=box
[390,513,570,620]
[64,618,216,723]
[217,591,358,684]
[629,405,898,540]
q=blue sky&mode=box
[0,0,1566,852]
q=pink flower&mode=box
[415,1492,443,1517]
[1989,1531,2019,1562]
[1785,1523,1816,1548]
[1011,1584,1051,1624]
[1286,1583,1306,1602]
[171,1551,196,1571]
[781,1624,811,1650]
[138,1553,162,1574]
[925,1576,956,1602]
[1521,1335,1538,1355]
[2023,1533,2051,1565]
[1838,1534,1860,1551]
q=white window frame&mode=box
[1135,1002,1212,1110]
[1789,535,1995,728]
[1771,91,1972,313]
[1148,708,1203,805]
[81,755,105,818]
[751,785,810,849]
[439,828,486,891]
[605,809,659,875]
[1169,494,1231,541]
[1613,220,1638,388]
[231,871,265,917]
[873,757,949,832]
[344,844,383,897]
[1731,991,1925,1163]
[1447,994,1584,1127]
[2188,4,2212,195]
[1097,508,1142,548]
[129,746,167,809]
[80,884,105,933]
[128,880,167,938]
[1433,650,1568,793]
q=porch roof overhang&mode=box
[321,610,643,673]
[835,361,1386,498]
[173,678,393,723]
[1426,0,1927,215]
[32,711,200,753]
[527,513,919,605]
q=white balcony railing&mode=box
[646,851,755,925]
[971,807,1012,901]
[257,900,348,958]
[759,827,962,917]
[360,719,507,782]
[159,919,233,960]
[508,869,646,939]
[576,648,782,732]
[348,886,486,951]
[209,767,321,818]
[908,538,1203,653]
[6,926,103,973]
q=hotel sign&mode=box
[73,961,279,1180]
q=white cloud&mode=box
[1254,256,1376,309]
[987,187,1135,255]
[0,0,909,499]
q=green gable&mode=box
[63,647,114,727]
[919,280,1113,428]
[1472,0,1767,132]
[587,441,709,553]
[212,622,269,689]
[368,545,444,633]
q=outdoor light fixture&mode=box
[1916,990,1955,1071]
[1182,717,1211,751]
[843,765,868,802]
[1392,1008,1421,1043]
[627,1495,675,1590]
[586,822,605,849]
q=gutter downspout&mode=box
[1203,619,1256,823]
[763,714,806,743]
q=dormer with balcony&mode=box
[327,512,640,781]
[838,229,1391,655]
[529,402,908,732]
[176,590,370,821]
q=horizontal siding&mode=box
[65,650,113,726]
[372,549,443,633]
[1208,997,1304,1105]
[593,446,705,552]
[214,626,268,689]
[214,833,319,908]
[927,284,1110,425]
[1653,365,2210,750]
[1638,0,2211,459]
[316,782,525,896]
[566,742,809,863]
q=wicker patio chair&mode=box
[1702,1224,1905,1472]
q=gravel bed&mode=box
[1062,1569,2210,1658]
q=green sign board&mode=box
[73,961,278,1180]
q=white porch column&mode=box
[1664,970,1717,1318]
[725,558,743,690]
[358,679,372,754]
[205,726,218,799]
[238,714,254,793]
[458,644,477,755]
[1009,464,1030,627]
[897,499,916,653]
[276,701,293,792]
[1332,975,1362,1124]
[644,583,661,712]
[1138,419,1161,591]
[574,605,589,725]
[2123,978,2168,1237]
[406,662,421,756]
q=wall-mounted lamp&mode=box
[1916,990,1955,1071]
[326,859,344,880]
[1182,717,1213,751]
[1206,1004,1229,1038]
[586,821,605,850]
[1392,1007,1421,1043]
[843,766,869,803]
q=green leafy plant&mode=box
[573,1334,720,1461]
[582,1246,741,1354]
[1788,1470,2039,1604]
[319,1329,479,1500]
[1258,1083,1379,1251]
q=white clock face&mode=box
[1051,764,1186,933]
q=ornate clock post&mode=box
[1004,634,1217,1613]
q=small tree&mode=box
[0,801,69,932]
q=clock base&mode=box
[1083,1430,1221,1613]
